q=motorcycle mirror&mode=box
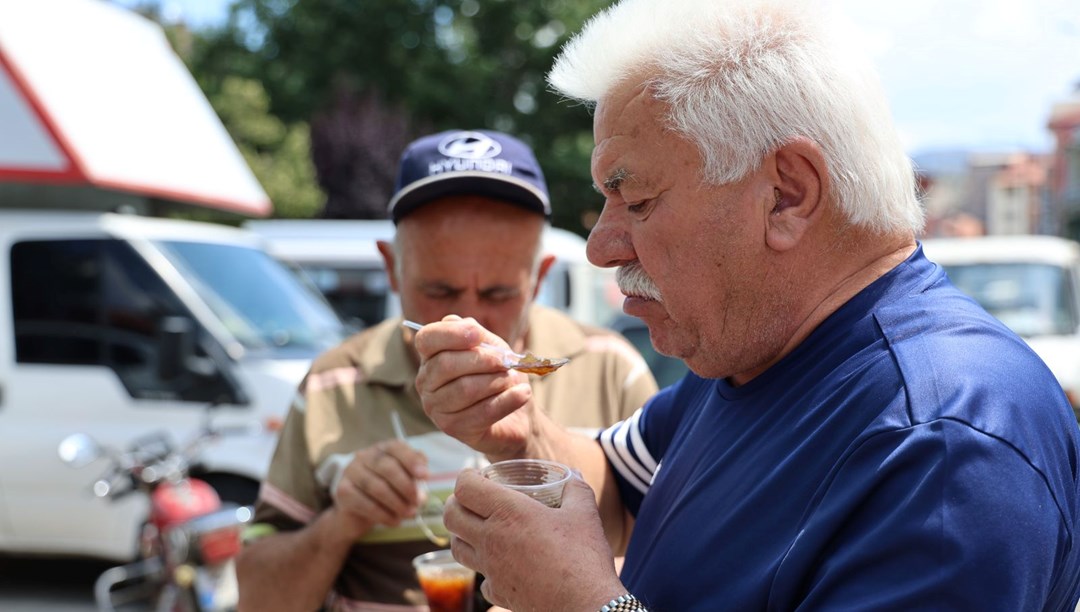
[57,433,103,468]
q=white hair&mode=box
[548,0,924,235]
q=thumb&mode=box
[559,472,598,510]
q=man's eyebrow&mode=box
[419,281,462,293]
[593,167,633,194]
[478,285,520,299]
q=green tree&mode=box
[113,2,325,220]
[208,76,323,219]
[187,0,612,232]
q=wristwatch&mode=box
[599,593,649,611]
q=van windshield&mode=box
[157,241,346,352]
[943,262,1078,337]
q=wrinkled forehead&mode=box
[394,197,546,271]
[594,87,652,164]
[592,81,699,189]
[593,80,660,145]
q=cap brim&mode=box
[389,172,551,223]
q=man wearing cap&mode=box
[236,129,658,611]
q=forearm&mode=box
[520,415,631,554]
[236,507,359,612]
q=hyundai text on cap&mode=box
[388,129,552,223]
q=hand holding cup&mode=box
[443,467,625,611]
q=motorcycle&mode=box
[58,424,252,612]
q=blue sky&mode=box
[119,0,1080,157]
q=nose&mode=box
[586,204,634,269]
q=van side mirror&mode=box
[157,316,247,406]
[159,316,222,378]
[158,316,196,381]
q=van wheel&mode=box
[202,474,260,506]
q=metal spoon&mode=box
[402,320,570,376]
[389,410,449,547]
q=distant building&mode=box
[917,151,1049,238]
[915,150,982,237]
[1048,84,1080,241]
[986,152,1050,235]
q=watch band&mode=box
[599,593,648,612]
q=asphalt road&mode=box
[0,555,109,611]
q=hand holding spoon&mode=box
[402,320,570,376]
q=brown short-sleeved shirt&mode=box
[251,306,658,610]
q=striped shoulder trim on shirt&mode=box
[258,482,317,524]
[305,366,367,394]
[598,408,658,495]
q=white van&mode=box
[922,235,1080,420]
[0,210,347,560]
[244,219,623,330]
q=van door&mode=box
[0,238,244,560]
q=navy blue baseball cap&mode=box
[388,129,551,223]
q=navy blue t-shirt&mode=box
[600,246,1080,611]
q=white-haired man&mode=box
[412,1,1080,611]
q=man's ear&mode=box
[763,137,829,252]
[376,240,401,294]
[530,254,557,300]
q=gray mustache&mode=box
[616,263,663,301]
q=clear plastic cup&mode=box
[412,549,475,612]
[479,458,573,508]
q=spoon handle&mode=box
[389,409,409,441]
[389,409,449,547]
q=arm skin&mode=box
[525,412,635,555]
[236,441,427,612]
[236,505,364,612]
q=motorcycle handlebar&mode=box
[68,418,251,494]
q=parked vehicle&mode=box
[922,235,1080,420]
[58,419,250,611]
[0,210,347,562]
[608,315,690,388]
[0,0,343,569]
[243,219,623,330]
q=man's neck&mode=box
[730,231,917,386]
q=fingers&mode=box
[442,486,487,559]
[411,317,497,359]
[336,441,427,526]
[448,531,478,571]
[445,494,511,609]
[413,317,515,392]
[417,347,518,404]
[479,579,511,610]
[448,468,507,520]
[412,317,536,456]
[559,473,598,511]
[423,378,532,436]
[445,468,612,611]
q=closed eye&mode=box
[627,199,654,217]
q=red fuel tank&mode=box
[149,479,221,531]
